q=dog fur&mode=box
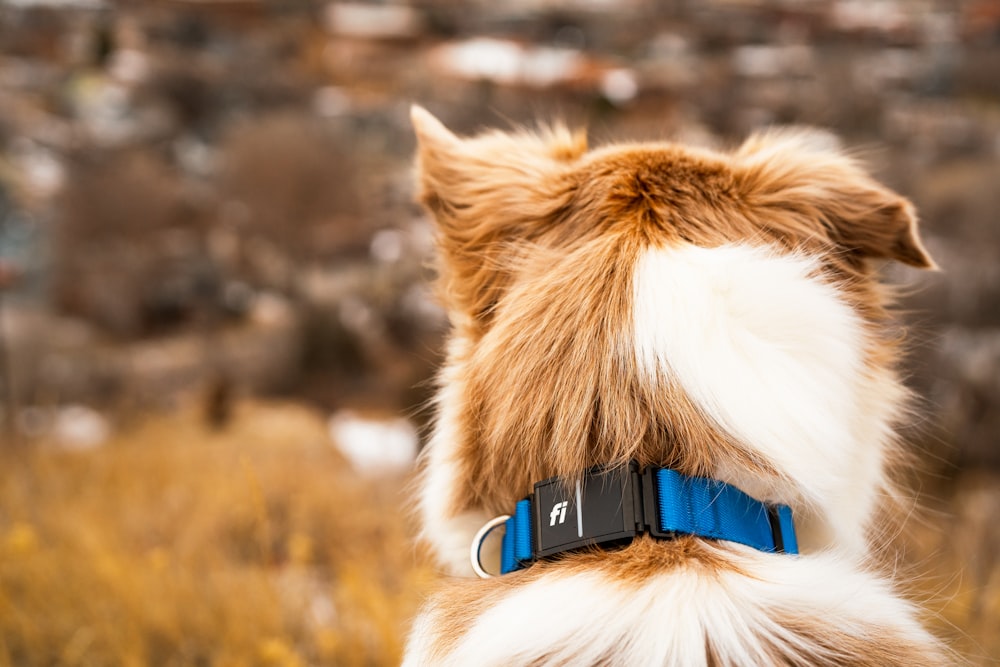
[404,106,948,666]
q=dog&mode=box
[404,105,948,666]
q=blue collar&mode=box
[473,462,798,577]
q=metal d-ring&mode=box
[470,514,511,579]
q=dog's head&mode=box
[412,106,934,559]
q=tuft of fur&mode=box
[407,106,948,665]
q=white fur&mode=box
[404,549,935,666]
[632,243,898,556]
[419,333,489,576]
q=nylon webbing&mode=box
[655,469,798,554]
[500,499,533,574]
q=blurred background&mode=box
[0,0,998,664]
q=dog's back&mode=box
[405,106,948,666]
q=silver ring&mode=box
[470,514,511,579]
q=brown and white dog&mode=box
[404,105,948,666]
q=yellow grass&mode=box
[1,400,995,665]
[900,469,1000,665]
[0,401,436,666]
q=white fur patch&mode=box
[419,334,489,576]
[404,550,939,666]
[632,244,886,556]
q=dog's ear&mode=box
[411,105,587,321]
[735,129,936,269]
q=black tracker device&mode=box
[532,461,652,558]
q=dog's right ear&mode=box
[411,105,586,323]
[735,129,936,270]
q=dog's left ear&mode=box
[411,106,587,321]
[735,130,936,270]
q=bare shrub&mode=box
[52,150,213,337]
[217,113,369,276]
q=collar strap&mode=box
[493,462,798,576]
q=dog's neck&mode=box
[421,242,907,576]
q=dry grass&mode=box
[1,400,996,665]
[901,470,1000,665]
[0,401,436,666]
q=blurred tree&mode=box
[0,184,19,445]
[217,113,369,290]
[52,150,213,338]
